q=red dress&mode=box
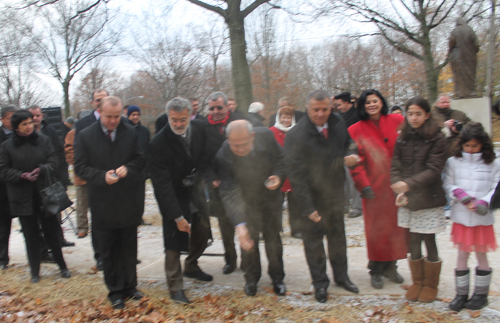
[270,127,292,192]
[348,114,407,262]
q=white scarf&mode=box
[273,108,296,132]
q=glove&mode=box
[475,200,489,216]
[361,186,375,199]
[453,188,472,204]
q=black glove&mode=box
[361,186,375,199]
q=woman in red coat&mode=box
[270,107,301,238]
[348,89,407,289]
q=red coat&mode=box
[348,114,407,262]
[270,127,292,192]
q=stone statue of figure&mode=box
[449,17,480,98]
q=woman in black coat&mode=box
[0,110,70,283]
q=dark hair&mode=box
[1,106,17,118]
[334,92,351,103]
[11,110,33,130]
[189,97,198,102]
[91,89,109,100]
[356,89,389,120]
[399,96,441,140]
[452,122,495,164]
[390,105,402,113]
[307,90,331,104]
[493,99,500,116]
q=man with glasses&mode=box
[204,92,245,275]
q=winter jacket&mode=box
[0,131,58,216]
[64,129,86,186]
[340,106,360,129]
[391,130,448,211]
[443,153,500,227]
[247,113,266,128]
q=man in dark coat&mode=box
[247,102,266,127]
[204,92,245,275]
[155,98,205,134]
[0,106,16,269]
[148,97,211,304]
[284,90,360,303]
[215,120,286,297]
[227,98,246,120]
[75,96,145,309]
[73,89,109,269]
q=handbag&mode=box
[39,165,73,216]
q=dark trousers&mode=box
[94,223,138,302]
[284,191,301,236]
[368,260,398,275]
[209,187,237,267]
[302,209,348,290]
[243,215,284,285]
[0,211,11,266]
[18,212,67,277]
[184,213,211,273]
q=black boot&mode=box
[464,268,492,310]
[449,269,469,312]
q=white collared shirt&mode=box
[100,122,116,141]
[315,122,329,134]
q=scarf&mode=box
[207,111,231,126]
[273,108,296,132]
[13,130,38,146]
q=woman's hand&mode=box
[391,181,409,194]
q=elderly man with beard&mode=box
[148,97,210,304]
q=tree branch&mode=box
[186,0,225,17]
[242,0,270,18]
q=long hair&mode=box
[399,96,441,140]
[356,89,389,120]
[452,122,495,164]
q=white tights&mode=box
[457,250,490,271]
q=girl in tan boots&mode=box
[390,96,448,302]
[444,123,499,312]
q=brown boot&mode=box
[418,258,442,303]
[405,258,424,301]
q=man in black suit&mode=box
[148,97,211,304]
[155,97,205,134]
[74,88,108,269]
[75,96,145,309]
[284,90,360,303]
[227,98,246,120]
[215,120,286,297]
[0,106,16,269]
[204,92,245,275]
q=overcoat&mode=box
[348,114,407,262]
[148,120,207,251]
[74,121,145,229]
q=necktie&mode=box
[321,128,328,139]
[106,130,112,141]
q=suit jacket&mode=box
[148,120,206,251]
[340,106,360,128]
[74,111,98,146]
[155,114,168,135]
[284,113,354,217]
[215,128,285,227]
[74,121,145,229]
[40,120,66,183]
[247,113,266,128]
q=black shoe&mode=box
[31,276,40,284]
[127,291,145,300]
[371,274,383,289]
[111,299,125,309]
[336,279,359,294]
[383,271,404,284]
[61,240,75,247]
[96,261,104,271]
[60,269,71,278]
[184,270,213,282]
[244,282,257,296]
[449,294,468,312]
[0,263,7,270]
[273,281,286,296]
[348,210,363,218]
[223,264,235,275]
[315,287,328,303]
[464,294,488,310]
[40,252,55,263]
[136,259,142,264]
[170,290,190,304]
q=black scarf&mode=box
[12,130,38,147]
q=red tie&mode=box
[106,130,112,140]
[321,128,328,139]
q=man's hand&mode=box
[176,219,191,233]
[444,119,455,129]
[308,211,321,223]
[265,175,281,190]
[391,181,409,194]
[212,180,221,188]
[236,224,254,251]
[344,154,359,167]
[105,170,120,185]
[115,165,128,179]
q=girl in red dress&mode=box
[348,89,407,289]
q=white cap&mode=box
[248,102,264,113]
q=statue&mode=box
[449,17,480,98]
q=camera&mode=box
[454,120,463,132]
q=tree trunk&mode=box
[422,27,439,103]
[62,80,71,118]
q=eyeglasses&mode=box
[208,106,225,111]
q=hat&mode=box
[127,105,140,117]
[65,117,75,125]
[248,102,264,113]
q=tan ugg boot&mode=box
[418,258,442,303]
[405,257,424,301]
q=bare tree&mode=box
[28,0,119,117]
[318,0,489,102]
